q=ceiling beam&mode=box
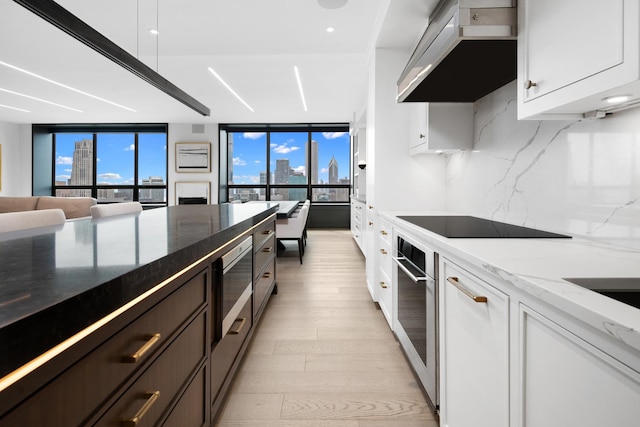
[13,0,211,117]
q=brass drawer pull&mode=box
[379,249,387,255]
[447,277,487,303]
[229,318,247,335]
[368,205,373,210]
[380,230,388,235]
[262,246,273,253]
[262,229,273,235]
[121,391,160,427]
[122,333,161,363]
[262,272,272,278]
[379,281,388,289]
[369,221,374,226]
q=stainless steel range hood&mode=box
[397,0,517,103]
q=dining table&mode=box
[247,200,299,219]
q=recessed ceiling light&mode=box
[326,27,335,33]
[604,95,631,104]
[294,66,308,112]
[0,60,136,112]
[0,104,30,113]
[0,87,82,112]
[208,67,254,112]
[149,29,159,35]
[318,0,348,9]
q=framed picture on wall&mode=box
[175,142,211,173]
[175,181,210,205]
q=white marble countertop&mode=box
[381,211,640,353]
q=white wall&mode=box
[168,123,219,205]
[366,48,446,213]
[0,121,31,196]
[446,81,640,249]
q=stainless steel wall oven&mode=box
[394,233,439,411]
[219,236,253,339]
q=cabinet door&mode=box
[441,260,509,427]
[518,0,639,118]
[519,305,640,427]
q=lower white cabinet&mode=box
[519,305,640,427]
[376,217,393,328]
[441,259,510,427]
[350,197,365,255]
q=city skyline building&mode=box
[310,140,318,184]
[328,155,338,184]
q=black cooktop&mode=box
[398,215,571,239]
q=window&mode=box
[221,124,350,203]
[36,124,168,206]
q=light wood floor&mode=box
[214,229,438,427]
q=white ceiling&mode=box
[0,0,437,125]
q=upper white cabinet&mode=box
[408,103,473,155]
[518,0,640,119]
[352,124,366,198]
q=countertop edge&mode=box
[381,211,640,355]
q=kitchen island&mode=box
[0,203,277,426]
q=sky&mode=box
[55,133,167,185]
[230,131,351,185]
[53,130,350,186]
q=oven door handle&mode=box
[393,257,428,283]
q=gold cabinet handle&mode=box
[447,277,487,303]
[368,205,373,210]
[262,271,272,278]
[379,249,387,255]
[379,281,388,289]
[121,391,160,427]
[262,229,273,235]
[524,79,537,90]
[380,230,388,236]
[229,318,247,335]
[122,334,161,363]
[262,246,273,253]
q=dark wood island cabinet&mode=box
[0,203,278,427]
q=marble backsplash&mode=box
[446,81,640,250]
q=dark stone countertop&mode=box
[0,203,276,379]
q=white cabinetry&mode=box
[441,259,509,427]
[408,103,473,155]
[519,305,640,427]
[352,126,366,198]
[350,197,365,255]
[518,0,640,119]
[376,216,393,328]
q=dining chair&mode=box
[0,209,66,233]
[90,202,143,219]
[276,205,309,264]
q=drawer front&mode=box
[378,218,392,246]
[0,269,207,427]
[162,365,207,427]
[211,298,253,402]
[254,258,275,318]
[377,240,393,280]
[95,311,207,427]
[254,220,275,251]
[253,234,276,277]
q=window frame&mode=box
[220,123,351,204]
[35,124,168,207]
